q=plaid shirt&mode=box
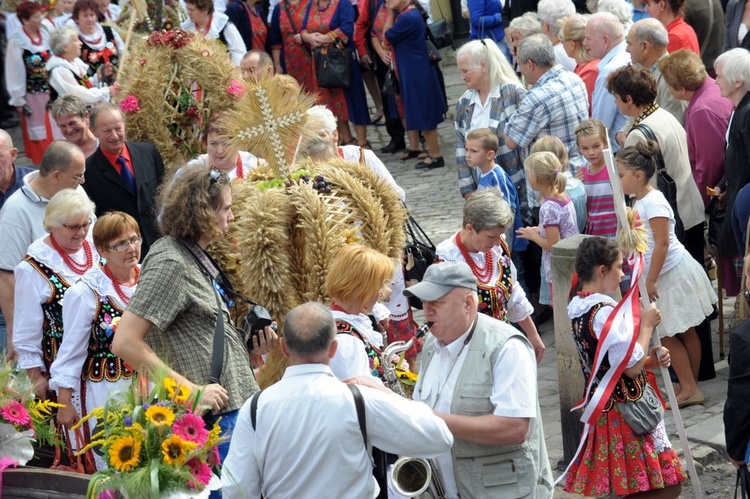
[504,65,589,175]
[127,236,258,412]
[454,83,534,224]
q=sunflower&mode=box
[163,377,191,404]
[161,434,198,466]
[145,405,175,427]
[108,434,142,471]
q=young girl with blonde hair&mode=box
[517,151,579,303]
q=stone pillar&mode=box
[551,234,589,469]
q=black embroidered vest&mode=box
[335,319,384,380]
[571,302,648,411]
[21,48,51,94]
[82,287,134,383]
[477,237,514,322]
[79,25,119,78]
[23,256,71,371]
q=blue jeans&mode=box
[204,408,239,498]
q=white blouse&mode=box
[49,265,137,391]
[329,309,384,382]
[45,55,110,105]
[436,234,534,323]
[77,23,125,54]
[13,237,100,370]
[181,12,246,66]
[186,151,265,180]
[4,27,52,107]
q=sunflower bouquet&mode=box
[82,375,223,498]
[0,360,62,469]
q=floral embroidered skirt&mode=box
[563,403,687,497]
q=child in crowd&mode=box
[531,135,587,234]
[617,140,716,408]
[517,152,579,305]
[564,237,686,497]
[465,128,525,253]
[575,119,617,238]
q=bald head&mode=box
[584,12,625,59]
[0,129,19,184]
[283,302,336,360]
[0,129,13,150]
[632,18,668,48]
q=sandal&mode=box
[415,156,445,169]
[358,141,372,150]
[369,112,384,125]
[417,151,429,160]
[400,149,423,160]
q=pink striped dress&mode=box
[583,165,617,238]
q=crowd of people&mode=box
[0,0,750,497]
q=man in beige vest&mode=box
[405,262,554,498]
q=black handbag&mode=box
[427,0,453,49]
[705,195,725,247]
[381,64,399,95]
[313,41,353,89]
[403,207,437,310]
[633,124,685,241]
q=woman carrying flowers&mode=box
[49,212,141,469]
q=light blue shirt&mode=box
[628,1,650,22]
[592,41,631,152]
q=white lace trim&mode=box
[330,310,384,348]
[436,233,511,281]
[48,373,80,391]
[17,352,44,370]
[567,293,617,319]
[79,25,107,49]
[26,237,96,272]
[80,265,137,306]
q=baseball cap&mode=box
[403,262,477,302]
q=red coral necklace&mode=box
[50,235,94,275]
[103,264,140,305]
[456,232,493,283]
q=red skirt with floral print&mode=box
[563,403,687,497]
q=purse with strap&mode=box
[632,123,685,241]
[51,425,97,474]
[615,381,664,435]
[381,63,399,95]
[403,205,437,310]
[302,0,353,88]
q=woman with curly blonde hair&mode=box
[112,165,277,463]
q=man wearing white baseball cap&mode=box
[405,262,554,499]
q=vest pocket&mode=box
[478,451,532,498]
[458,383,493,415]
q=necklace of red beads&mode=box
[235,155,244,179]
[23,27,43,46]
[50,234,94,275]
[456,232,494,283]
[103,264,140,305]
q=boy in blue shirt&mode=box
[465,128,526,253]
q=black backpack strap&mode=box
[347,384,373,466]
[250,390,263,431]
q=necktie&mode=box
[116,156,136,195]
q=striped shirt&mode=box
[582,165,617,238]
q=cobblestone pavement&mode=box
[3,53,738,497]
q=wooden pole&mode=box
[116,11,138,83]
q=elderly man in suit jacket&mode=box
[85,103,165,256]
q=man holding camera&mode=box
[221,302,453,498]
[404,262,554,499]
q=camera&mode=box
[241,304,277,352]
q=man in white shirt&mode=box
[405,262,554,499]
[0,141,86,358]
[537,0,577,72]
[221,302,453,499]
[585,12,631,151]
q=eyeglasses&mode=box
[62,219,92,232]
[108,236,143,252]
[72,172,85,182]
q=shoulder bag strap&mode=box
[250,390,263,430]
[179,240,226,384]
[347,383,374,466]
[633,124,668,178]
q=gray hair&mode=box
[462,189,514,232]
[508,12,542,37]
[597,0,634,32]
[631,18,668,48]
[517,34,556,68]
[284,302,336,356]
[456,39,523,90]
[716,48,750,89]
[588,11,625,41]
[306,105,337,135]
[299,134,336,162]
[537,0,575,28]
[51,94,88,120]
[43,188,96,231]
[89,102,124,130]
[39,140,81,176]
[50,26,79,57]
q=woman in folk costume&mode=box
[564,237,686,497]
[186,120,265,180]
[50,212,141,470]
[181,0,247,65]
[71,0,124,85]
[5,1,55,163]
[436,189,545,362]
